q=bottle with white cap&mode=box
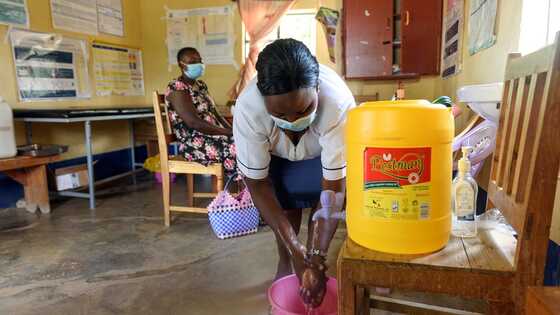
[0,96,17,159]
[452,146,478,237]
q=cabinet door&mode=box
[401,0,443,75]
[343,0,393,78]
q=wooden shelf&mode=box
[345,73,420,81]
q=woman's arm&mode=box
[167,90,232,136]
[244,177,307,275]
[301,177,345,307]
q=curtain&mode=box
[228,0,295,100]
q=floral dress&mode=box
[165,78,238,179]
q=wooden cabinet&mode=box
[343,0,443,79]
[401,0,443,75]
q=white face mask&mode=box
[270,105,317,132]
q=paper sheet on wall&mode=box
[9,29,91,101]
[50,0,98,35]
[93,43,144,96]
[0,0,30,28]
[442,0,464,78]
[468,0,497,55]
[97,0,124,37]
[166,5,235,65]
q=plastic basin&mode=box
[268,274,338,315]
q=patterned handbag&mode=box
[207,177,260,239]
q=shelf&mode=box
[345,73,420,81]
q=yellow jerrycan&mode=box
[346,100,454,254]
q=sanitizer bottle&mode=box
[452,146,477,237]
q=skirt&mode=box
[268,155,322,209]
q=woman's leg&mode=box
[274,208,302,280]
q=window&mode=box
[519,0,560,54]
[243,10,317,59]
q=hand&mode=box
[299,256,328,308]
[292,245,307,282]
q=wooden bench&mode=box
[0,155,60,213]
[337,32,560,314]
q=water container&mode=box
[0,97,17,159]
[346,100,454,254]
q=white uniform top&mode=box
[233,65,355,181]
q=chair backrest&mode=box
[488,32,560,285]
[152,91,175,160]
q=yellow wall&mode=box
[435,0,523,130]
[140,0,243,108]
[0,0,146,159]
[140,0,439,109]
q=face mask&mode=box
[270,106,317,132]
[183,63,205,80]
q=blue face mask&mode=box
[183,63,205,80]
[270,105,317,132]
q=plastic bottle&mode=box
[346,100,454,254]
[0,97,17,159]
[452,146,478,237]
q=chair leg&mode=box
[357,286,370,315]
[186,174,194,206]
[338,269,357,315]
[213,174,224,192]
[161,171,171,227]
[212,176,218,193]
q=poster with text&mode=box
[0,0,29,28]
[468,0,497,55]
[442,0,464,78]
[166,5,235,66]
[51,0,98,35]
[93,43,145,96]
[10,29,91,101]
[97,0,124,37]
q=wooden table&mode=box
[527,287,560,315]
[0,155,60,213]
[16,109,154,209]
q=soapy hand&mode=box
[300,258,327,309]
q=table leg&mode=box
[26,165,51,214]
[85,120,96,209]
[6,166,51,213]
[25,122,32,144]
[129,120,137,185]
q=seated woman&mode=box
[165,47,237,179]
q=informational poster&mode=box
[468,0,497,55]
[166,5,235,65]
[442,0,464,78]
[97,0,124,37]
[50,0,98,35]
[0,0,29,28]
[9,29,91,101]
[93,43,144,96]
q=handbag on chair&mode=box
[207,176,260,239]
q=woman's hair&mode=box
[256,39,319,96]
[176,47,199,63]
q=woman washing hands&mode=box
[232,39,355,307]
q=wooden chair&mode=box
[152,91,224,227]
[337,33,560,315]
[526,287,560,315]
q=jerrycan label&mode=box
[363,147,432,220]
